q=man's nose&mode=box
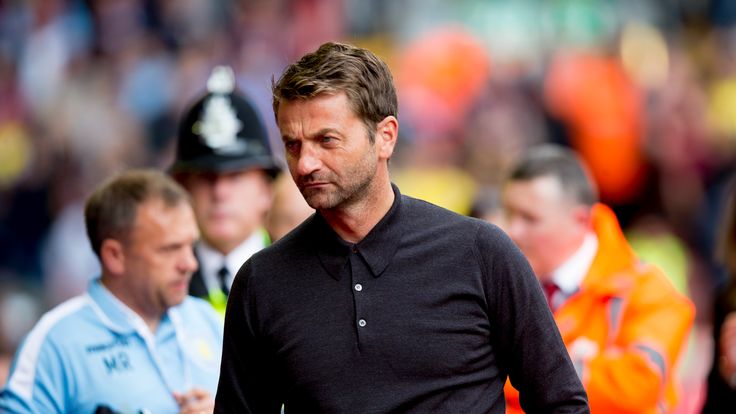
[295,146,322,176]
[181,247,199,273]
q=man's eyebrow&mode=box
[313,128,340,138]
[282,128,340,142]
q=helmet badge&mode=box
[192,66,247,154]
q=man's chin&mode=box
[302,191,341,210]
[203,229,240,245]
[167,293,188,308]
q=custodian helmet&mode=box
[170,66,280,176]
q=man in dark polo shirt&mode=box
[214,42,589,413]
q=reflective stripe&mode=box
[7,296,89,400]
[207,289,227,315]
[573,358,585,380]
[634,343,667,378]
[607,296,624,342]
[260,227,271,246]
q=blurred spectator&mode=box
[41,200,100,305]
[396,27,491,140]
[701,176,736,413]
[461,76,547,190]
[468,185,505,229]
[0,278,43,387]
[627,215,691,296]
[501,144,695,414]
[543,50,648,207]
[645,44,715,242]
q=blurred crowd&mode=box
[1,0,736,411]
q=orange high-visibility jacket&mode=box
[505,203,695,414]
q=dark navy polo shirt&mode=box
[215,185,588,414]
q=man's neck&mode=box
[320,180,395,244]
[140,314,160,333]
[549,232,599,295]
[101,276,162,333]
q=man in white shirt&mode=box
[501,144,694,413]
[170,66,282,314]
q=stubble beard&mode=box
[165,273,193,309]
[160,287,187,314]
[300,157,378,211]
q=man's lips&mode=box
[171,278,190,291]
[301,182,328,189]
[208,208,233,220]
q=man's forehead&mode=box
[504,176,576,213]
[133,198,187,225]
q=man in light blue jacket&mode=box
[0,169,222,414]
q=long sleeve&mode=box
[506,262,695,413]
[478,225,589,413]
[701,282,736,413]
[214,260,283,414]
[580,268,695,413]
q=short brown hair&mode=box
[272,42,397,142]
[84,169,191,257]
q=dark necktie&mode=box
[542,281,561,312]
[217,265,230,296]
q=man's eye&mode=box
[321,136,334,143]
[161,244,181,253]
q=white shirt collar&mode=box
[550,232,598,295]
[196,230,267,292]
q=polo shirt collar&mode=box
[87,278,174,338]
[313,184,404,281]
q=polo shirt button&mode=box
[352,246,358,253]
[358,319,366,327]
[354,283,363,292]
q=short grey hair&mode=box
[507,144,598,206]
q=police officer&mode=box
[170,66,281,314]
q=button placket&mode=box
[356,280,366,329]
[350,246,369,335]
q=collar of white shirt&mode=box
[549,232,598,296]
[195,230,267,293]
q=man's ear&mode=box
[100,239,126,276]
[571,204,594,232]
[375,116,398,160]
